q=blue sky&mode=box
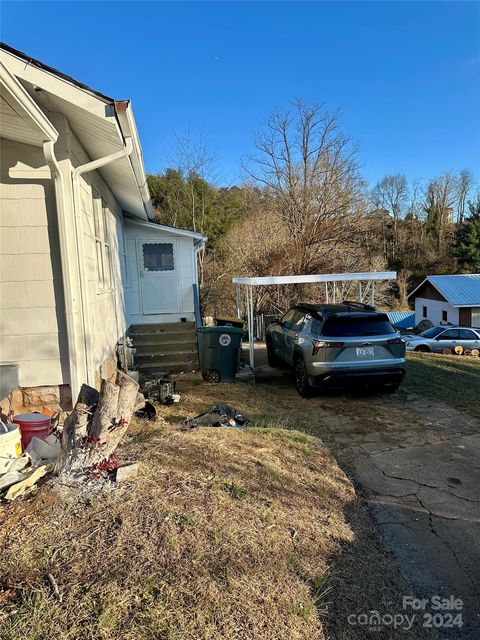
[2,1,479,188]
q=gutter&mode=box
[43,140,80,398]
[71,137,135,387]
[114,101,153,220]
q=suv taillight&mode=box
[387,337,404,345]
[312,340,344,355]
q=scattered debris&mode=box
[0,471,26,492]
[4,463,53,501]
[186,403,249,429]
[47,573,62,602]
[143,376,179,405]
[26,433,61,465]
[115,462,141,483]
[135,401,156,421]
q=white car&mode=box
[404,326,480,353]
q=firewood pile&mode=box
[442,346,479,357]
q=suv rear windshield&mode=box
[322,315,396,337]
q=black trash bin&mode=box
[197,326,244,383]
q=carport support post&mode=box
[247,285,255,370]
[236,283,242,320]
[371,281,375,307]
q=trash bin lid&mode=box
[215,316,245,325]
[198,326,244,334]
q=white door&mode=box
[136,238,180,314]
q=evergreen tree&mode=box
[452,195,480,271]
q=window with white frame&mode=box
[92,189,112,290]
[472,308,480,328]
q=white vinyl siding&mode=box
[124,220,196,326]
[69,130,126,377]
[0,138,68,386]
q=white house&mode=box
[408,274,480,328]
[0,43,205,412]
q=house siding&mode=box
[124,221,196,326]
[414,297,459,326]
[68,129,127,382]
[0,138,69,386]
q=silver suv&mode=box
[265,302,406,396]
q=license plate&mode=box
[356,346,374,357]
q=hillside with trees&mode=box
[147,101,479,316]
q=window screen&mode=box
[442,310,448,322]
[143,243,174,271]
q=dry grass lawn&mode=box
[0,384,355,640]
[405,351,480,419]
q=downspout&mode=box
[71,137,134,386]
[43,140,80,398]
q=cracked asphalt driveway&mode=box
[324,393,480,639]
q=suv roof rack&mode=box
[341,300,376,311]
[294,302,379,318]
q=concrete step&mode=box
[129,322,195,334]
[135,349,197,365]
[136,360,199,373]
[131,331,196,345]
[134,339,198,354]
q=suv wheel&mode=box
[266,338,282,367]
[294,356,312,397]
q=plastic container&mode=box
[12,413,51,450]
[0,421,22,473]
[197,326,244,383]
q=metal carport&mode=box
[232,272,397,370]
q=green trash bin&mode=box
[197,326,244,383]
[215,316,245,329]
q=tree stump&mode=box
[57,372,139,474]
[54,384,99,473]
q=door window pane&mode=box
[437,330,459,340]
[143,243,174,271]
[458,329,476,340]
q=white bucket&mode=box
[0,421,22,474]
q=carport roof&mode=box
[408,274,480,307]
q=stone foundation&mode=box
[0,384,72,419]
[0,347,120,420]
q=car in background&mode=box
[404,326,480,353]
[265,302,406,396]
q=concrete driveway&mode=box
[253,345,480,638]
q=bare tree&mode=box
[424,173,457,251]
[456,169,474,223]
[371,174,408,260]
[244,100,364,275]
[172,126,217,233]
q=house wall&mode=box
[0,138,69,387]
[414,297,459,326]
[124,221,196,326]
[68,127,126,382]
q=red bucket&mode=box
[13,413,52,450]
